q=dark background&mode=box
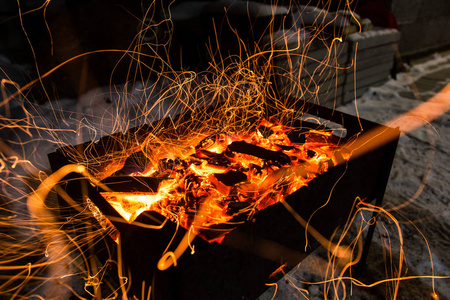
[1,0,449,99]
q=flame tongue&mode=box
[100,119,348,242]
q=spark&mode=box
[0,1,448,299]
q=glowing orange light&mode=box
[99,119,347,242]
[431,292,440,300]
[345,82,450,161]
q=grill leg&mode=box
[357,196,382,270]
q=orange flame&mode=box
[99,118,348,242]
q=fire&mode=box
[1,1,449,299]
[99,118,349,242]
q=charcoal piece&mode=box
[306,150,316,158]
[214,171,247,186]
[194,150,231,167]
[276,144,298,151]
[287,129,308,144]
[227,141,291,165]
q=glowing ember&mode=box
[100,119,350,242]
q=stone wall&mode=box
[391,0,450,57]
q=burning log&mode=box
[227,141,292,165]
[214,170,247,186]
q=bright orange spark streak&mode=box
[269,262,288,278]
[157,196,219,270]
[345,82,450,160]
[282,200,360,264]
[264,282,278,300]
[1,49,167,107]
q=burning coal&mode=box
[98,118,350,243]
